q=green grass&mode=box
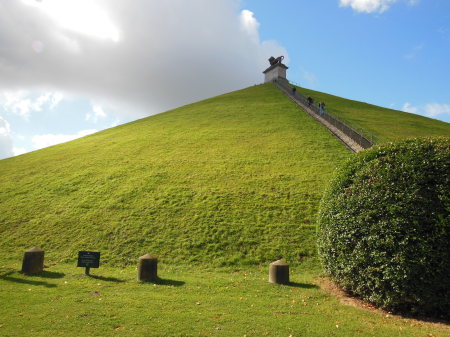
[0,262,448,337]
[1,83,449,336]
[0,83,350,266]
[296,87,450,143]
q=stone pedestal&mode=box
[21,247,44,275]
[263,62,288,83]
[138,254,158,282]
[269,259,289,285]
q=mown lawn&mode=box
[0,261,448,337]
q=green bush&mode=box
[317,137,450,318]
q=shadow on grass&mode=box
[397,313,450,326]
[31,270,65,279]
[317,277,450,325]
[88,274,126,283]
[140,277,185,287]
[0,271,57,288]
[288,282,319,289]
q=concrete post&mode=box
[138,254,158,282]
[269,259,289,285]
[21,247,44,275]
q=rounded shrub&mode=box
[317,137,450,318]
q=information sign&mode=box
[77,251,100,275]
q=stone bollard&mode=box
[137,254,158,282]
[269,259,289,285]
[21,247,45,275]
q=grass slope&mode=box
[0,83,350,266]
[297,87,450,143]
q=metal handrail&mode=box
[274,80,375,149]
[287,80,378,145]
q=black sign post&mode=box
[77,251,100,275]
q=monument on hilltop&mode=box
[263,56,288,83]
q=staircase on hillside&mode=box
[274,79,375,153]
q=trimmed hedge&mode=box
[317,137,450,318]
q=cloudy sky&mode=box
[1,0,449,159]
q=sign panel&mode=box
[77,251,100,268]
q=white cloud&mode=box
[0,1,288,118]
[13,147,27,156]
[424,103,450,118]
[1,91,63,118]
[50,92,64,110]
[110,119,121,128]
[240,10,260,44]
[339,0,418,13]
[32,129,98,150]
[93,105,107,118]
[2,91,33,118]
[86,103,107,123]
[22,0,120,42]
[0,116,14,159]
[34,93,51,110]
[402,102,450,120]
[402,102,418,114]
[339,0,397,13]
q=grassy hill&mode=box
[0,83,449,267]
[1,83,450,337]
[298,87,450,143]
[0,84,351,266]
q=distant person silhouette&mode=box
[319,102,325,115]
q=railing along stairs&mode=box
[274,79,375,152]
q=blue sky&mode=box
[244,0,450,120]
[0,0,449,159]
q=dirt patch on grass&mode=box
[316,277,378,311]
[316,277,450,331]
